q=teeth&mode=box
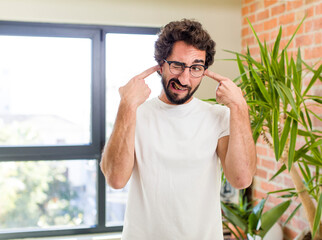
[173,82,185,90]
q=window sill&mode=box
[12,232,122,240]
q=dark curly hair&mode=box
[154,19,216,67]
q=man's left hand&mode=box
[204,70,246,109]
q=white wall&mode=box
[0,0,241,100]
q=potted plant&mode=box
[223,17,322,239]
[221,190,290,240]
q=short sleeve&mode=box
[218,106,230,139]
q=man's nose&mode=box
[178,67,190,86]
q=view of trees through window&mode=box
[0,160,97,231]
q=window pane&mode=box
[0,36,91,146]
[105,33,160,138]
[105,185,128,227]
[105,33,160,227]
[0,160,97,232]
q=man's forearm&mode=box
[225,102,256,188]
[100,102,137,189]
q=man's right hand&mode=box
[119,65,160,109]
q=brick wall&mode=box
[241,0,321,239]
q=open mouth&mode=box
[171,81,187,91]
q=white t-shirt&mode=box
[122,97,230,240]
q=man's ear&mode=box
[157,64,163,76]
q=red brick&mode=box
[305,19,314,32]
[296,138,306,150]
[286,23,304,37]
[313,17,322,31]
[280,39,294,49]
[261,181,276,192]
[264,18,278,30]
[287,0,303,11]
[264,0,278,8]
[242,6,249,16]
[249,47,260,57]
[270,29,280,41]
[288,50,297,59]
[305,0,319,3]
[291,218,308,230]
[272,4,285,16]
[256,168,268,179]
[245,0,255,4]
[268,172,283,183]
[242,39,247,48]
[253,23,264,32]
[253,189,267,199]
[280,214,288,223]
[257,156,261,165]
[295,34,314,47]
[270,196,283,205]
[313,117,322,128]
[268,148,275,158]
[285,201,301,217]
[250,2,259,13]
[245,35,256,46]
[311,76,322,86]
[306,6,315,18]
[295,10,306,21]
[305,46,322,59]
[243,14,256,25]
[316,31,322,44]
[256,145,268,156]
[308,104,322,114]
[284,176,294,187]
[259,32,270,42]
[279,13,295,25]
[316,2,322,15]
[261,158,276,170]
[242,27,250,37]
[257,9,269,21]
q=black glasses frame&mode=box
[163,59,208,77]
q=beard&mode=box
[161,76,200,105]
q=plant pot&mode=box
[247,235,261,240]
[263,223,283,240]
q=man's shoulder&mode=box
[137,98,158,114]
[194,98,229,113]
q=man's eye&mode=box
[191,65,203,71]
[172,63,183,69]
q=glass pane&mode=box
[105,33,160,227]
[0,160,97,232]
[105,185,129,227]
[0,36,91,146]
[105,33,160,138]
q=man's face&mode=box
[159,41,206,105]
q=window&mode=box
[0,21,160,239]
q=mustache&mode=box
[167,78,191,90]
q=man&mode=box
[100,19,256,240]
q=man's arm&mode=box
[205,70,257,189]
[100,66,160,189]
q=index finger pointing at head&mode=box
[136,65,160,79]
[204,70,227,83]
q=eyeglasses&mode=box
[163,59,207,78]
